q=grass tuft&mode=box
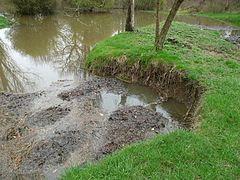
[0,16,11,28]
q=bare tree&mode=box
[155,0,161,49]
[225,0,230,11]
[197,0,206,12]
[0,40,30,92]
[125,0,135,32]
[156,0,184,50]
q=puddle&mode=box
[98,83,187,121]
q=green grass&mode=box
[62,22,240,179]
[195,12,240,26]
[0,16,11,28]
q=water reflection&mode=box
[7,13,128,77]
[50,13,123,74]
[96,83,188,121]
[0,11,156,91]
[0,11,239,92]
[9,16,58,59]
[175,15,229,27]
[0,40,30,92]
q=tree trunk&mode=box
[156,0,184,50]
[225,0,230,11]
[155,0,160,50]
[125,0,135,32]
[197,0,206,12]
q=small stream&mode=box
[0,11,239,179]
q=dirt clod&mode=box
[20,130,86,172]
[27,106,71,127]
[99,106,173,155]
[3,125,29,141]
[58,78,125,101]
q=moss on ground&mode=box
[62,22,240,179]
[194,12,240,26]
[0,16,11,28]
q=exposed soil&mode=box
[58,77,125,101]
[89,61,204,127]
[27,106,71,127]
[0,92,39,116]
[99,106,177,156]
[223,30,240,47]
[0,76,181,179]
[226,35,240,47]
[19,129,86,172]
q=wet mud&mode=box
[226,34,240,47]
[58,78,125,101]
[223,29,240,47]
[0,76,183,179]
[27,106,71,127]
[100,106,177,155]
[19,129,86,172]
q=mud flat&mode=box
[0,76,184,179]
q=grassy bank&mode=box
[0,16,10,28]
[62,22,240,179]
[195,12,240,26]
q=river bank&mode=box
[0,76,186,179]
[1,12,240,179]
[62,22,240,179]
[0,16,186,179]
[194,12,240,27]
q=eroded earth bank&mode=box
[0,75,191,179]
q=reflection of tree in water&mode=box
[8,14,123,74]
[0,40,29,92]
[50,23,90,74]
[9,16,58,60]
[93,84,160,111]
[51,11,154,74]
[7,12,154,75]
[51,13,125,74]
[119,94,127,106]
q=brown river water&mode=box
[0,11,239,179]
[0,11,238,93]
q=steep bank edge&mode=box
[62,22,240,179]
[89,58,204,128]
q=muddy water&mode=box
[0,11,239,93]
[0,11,239,179]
